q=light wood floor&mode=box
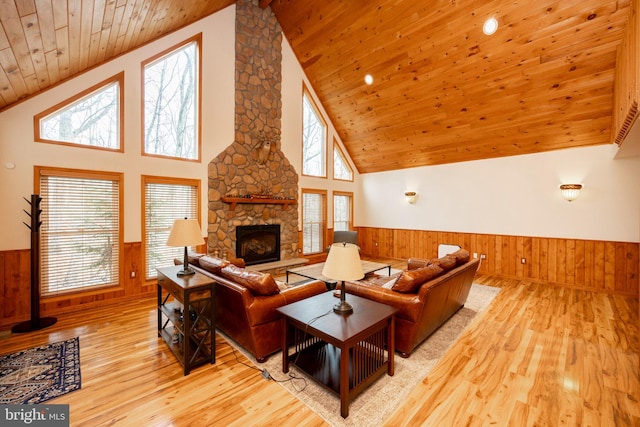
[1,269,638,426]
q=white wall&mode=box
[0,5,360,251]
[358,144,640,243]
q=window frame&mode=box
[35,166,124,297]
[301,188,327,256]
[141,34,202,162]
[333,191,354,232]
[301,85,328,178]
[141,175,202,281]
[333,140,354,182]
[34,72,125,152]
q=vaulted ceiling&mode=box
[0,0,632,173]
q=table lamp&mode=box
[322,242,364,314]
[166,218,204,276]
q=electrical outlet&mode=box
[521,258,526,264]
[130,271,136,278]
[480,254,486,260]
[473,252,478,259]
[375,242,378,247]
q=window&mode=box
[36,167,122,296]
[333,142,353,181]
[143,35,201,161]
[302,190,326,254]
[333,192,353,232]
[302,88,327,177]
[143,176,201,280]
[34,73,124,151]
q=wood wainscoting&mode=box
[357,227,639,297]
[0,242,154,330]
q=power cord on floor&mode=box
[227,308,334,393]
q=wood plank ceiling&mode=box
[0,0,632,173]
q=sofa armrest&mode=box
[245,280,326,326]
[281,280,327,304]
[342,281,422,322]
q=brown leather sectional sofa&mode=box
[342,250,480,357]
[179,254,327,362]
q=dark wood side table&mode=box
[157,266,215,375]
[277,292,398,418]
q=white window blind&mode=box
[144,181,199,280]
[303,192,324,254]
[39,170,121,296]
[333,194,352,231]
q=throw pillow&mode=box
[448,249,470,266]
[199,256,230,274]
[392,264,443,293]
[429,255,456,272]
[220,264,280,296]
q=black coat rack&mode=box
[11,194,57,333]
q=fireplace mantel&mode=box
[221,196,296,211]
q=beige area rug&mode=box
[224,283,500,427]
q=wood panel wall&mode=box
[0,242,153,330]
[357,227,639,297]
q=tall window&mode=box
[333,192,353,231]
[36,167,122,296]
[302,88,327,177]
[333,142,353,181]
[302,190,326,254]
[143,176,200,280]
[143,35,201,161]
[34,73,124,151]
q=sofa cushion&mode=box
[448,249,470,266]
[392,264,443,293]
[199,256,231,274]
[220,264,280,296]
[429,255,456,272]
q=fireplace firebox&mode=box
[236,225,280,266]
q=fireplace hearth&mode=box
[236,225,281,266]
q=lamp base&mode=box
[177,267,196,276]
[333,301,353,314]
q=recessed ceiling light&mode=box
[483,17,498,35]
[364,74,374,85]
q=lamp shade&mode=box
[166,218,204,247]
[559,184,582,202]
[322,243,364,281]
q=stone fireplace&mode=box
[207,0,299,263]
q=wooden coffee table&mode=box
[277,292,398,418]
[286,260,391,288]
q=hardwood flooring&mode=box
[1,268,638,426]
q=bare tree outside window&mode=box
[144,41,198,160]
[38,81,120,149]
[334,146,353,180]
[302,91,326,176]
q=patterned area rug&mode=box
[0,337,81,404]
[225,283,500,427]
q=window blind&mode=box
[39,171,121,296]
[144,181,198,280]
[302,192,324,254]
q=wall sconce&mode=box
[559,184,582,202]
[404,191,417,204]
